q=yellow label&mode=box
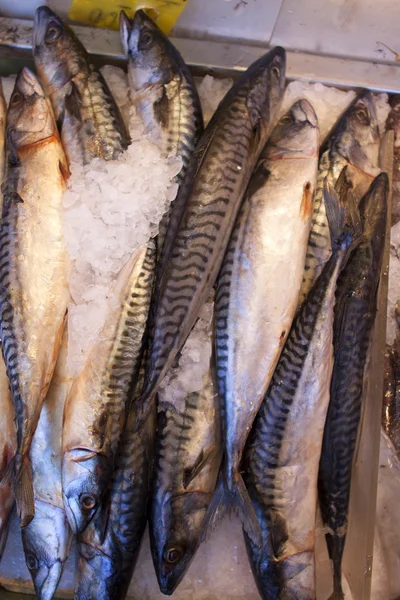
[68,0,187,34]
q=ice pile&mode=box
[100,65,131,128]
[63,67,181,374]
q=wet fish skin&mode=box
[0,80,7,210]
[386,95,400,225]
[382,337,400,459]
[75,362,155,600]
[300,90,380,304]
[143,47,286,408]
[318,172,388,600]
[212,100,319,536]
[62,244,155,535]
[242,174,355,600]
[0,67,70,527]
[150,368,221,595]
[21,330,72,600]
[33,6,129,165]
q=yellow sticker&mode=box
[68,0,187,35]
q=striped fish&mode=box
[62,244,155,535]
[75,360,155,600]
[142,47,286,410]
[299,90,380,305]
[0,68,70,527]
[209,100,319,544]
[243,179,356,600]
[318,172,388,600]
[33,6,129,165]
[22,329,72,600]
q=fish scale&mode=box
[62,244,155,535]
[243,182,354,600]
[318,172,388,600]
[143,47,286,406]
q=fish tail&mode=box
[0,454,34,528]
[326,533,345,600]
[323,173,361,253]
[200,473,262,547]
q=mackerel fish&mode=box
[299,90,380,304]
[75,361,155,600]
[0,67,70,527]
[318,172,388,600]
[142,47,286,413]
[33,6,129,165]
[22,329,72,600]
[207,100,319,543]
[386,95,400,224]
[243,178,356,600]
[62,244,155,535]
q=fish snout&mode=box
[35,561,63,600]
[297,99,318,128]
[33,6,54,49]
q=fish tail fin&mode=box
[11,455,34,528]
[326,533,345,600]
[201,473,262,547]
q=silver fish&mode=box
[150,298,221,594]
[33,6,129,165]
[243,179,356,600]
[299,90,380,304]
[75,361,155,600]
[142,47,286,413]
[0,67,70,527]
[62,244,155,535]
[22,329,72,600]
[207,100,319,543]
[318,172,388,600]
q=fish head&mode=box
[264,99,319,160]
[21,500,71,600]
[328,90,380,175]
[7,67,57,150]
[120,10,177,94]
[151,491,211,595]
[62,448,110,535]
[33,6,86,94]
[265,47,286,122]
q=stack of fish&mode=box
[0,5,389,600]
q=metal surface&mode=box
[1,16,400,91]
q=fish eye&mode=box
[11,92,22,106]
[45,24,62,43]
[272,66,280,79]
[140,28,154,49]
[26,553,39,571]
[81,494,97,510]
[280,114,292,125]
[163,545,185,564]
[355,104,370,125]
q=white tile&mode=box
[271,0,400,63]
[173,0,284,45]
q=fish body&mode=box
[318,173,388,599]
[33,6,129,165]
[150,325,221,595]
[62,244,155,535]
[22,329,72,600]
[143,47,286,406]
[75,363,155,600]
[213,100,319,527]
[243,178,355,600]
[386,95,400,225]
[0,351,16,560]
[300,90,380,304]
[0,67,70,527]
[383,338,400,459]
[0,80,7,209]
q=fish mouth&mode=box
[16,67,44,99]
[33,6,56,49]
[63,495,87,535]
[132,9,152,30]
[34,562,63,600]
[296,99,318,128]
